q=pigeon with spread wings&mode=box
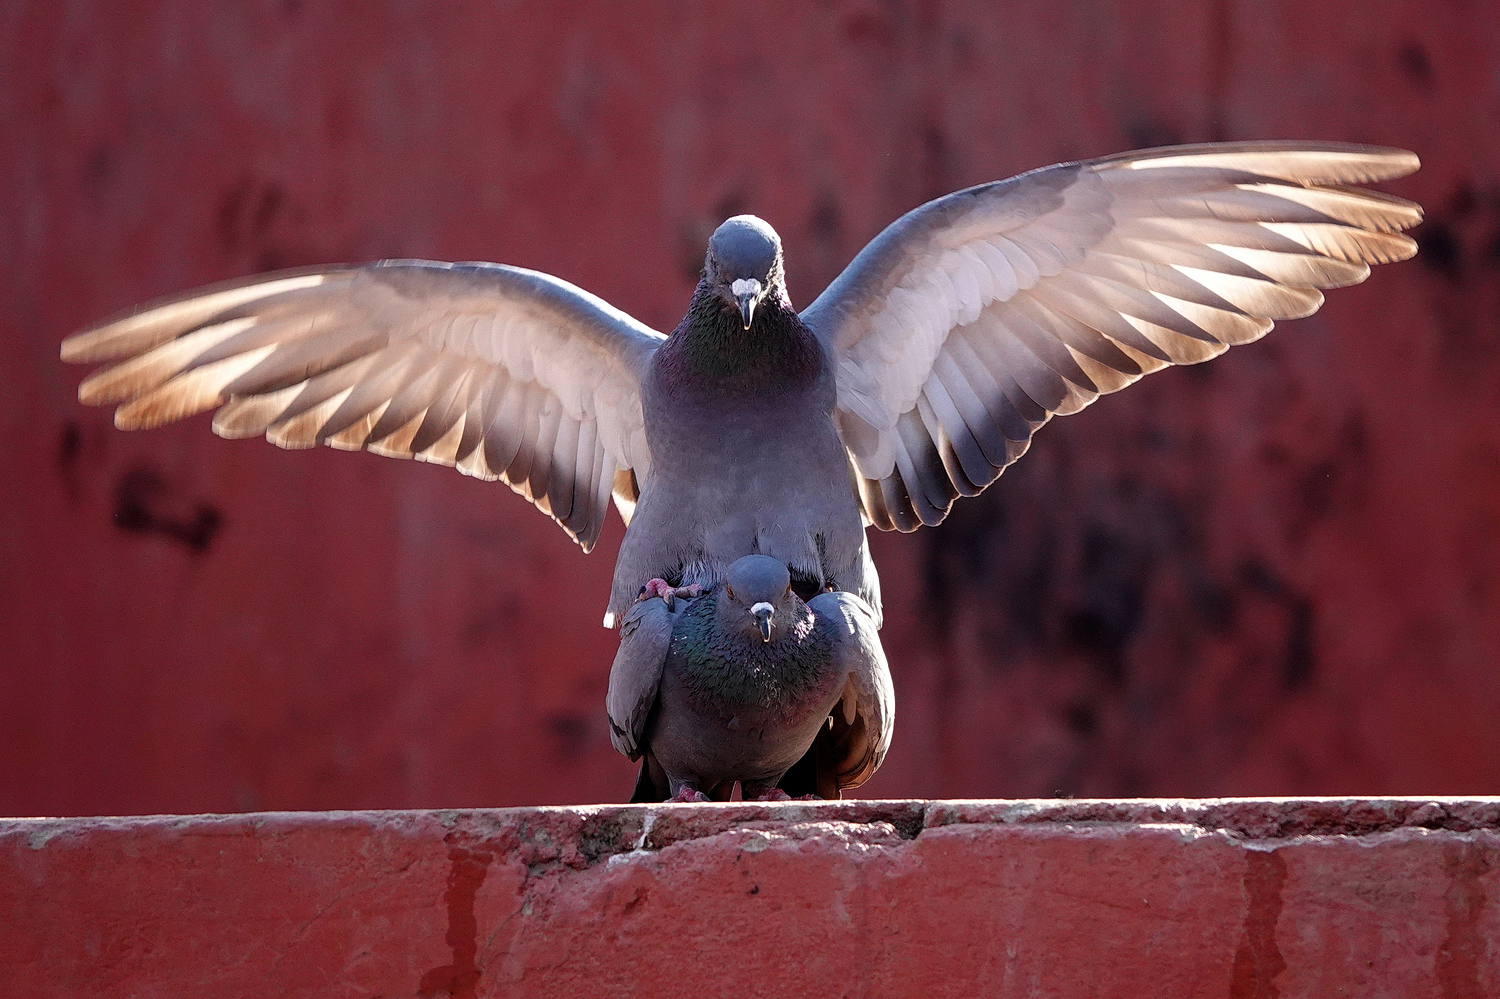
[63,141,1422,797]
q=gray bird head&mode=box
[705,215,785,330]
[721,554,795,642]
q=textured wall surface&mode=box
[2,2,1497,813]
[4,799,1499,997]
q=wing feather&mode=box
[525,398,561,512]
[64,260,665,550]
[482,377,528,479]
[409,362,477,457]
[606,598,677,761]
[501,381,543,490]
[806,591,893,791]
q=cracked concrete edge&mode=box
[5,797,1500,859]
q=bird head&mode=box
[705,215,784,330]
[721,554,796,642]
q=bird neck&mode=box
[660,282,824,392]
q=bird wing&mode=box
[605,596,678,761]
[809,590,894,791]
[62,260,666,550]
[799,142,1423,531]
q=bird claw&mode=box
[668,787,712,803]
[638,578,703,610]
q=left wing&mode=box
[800,142,1422,531]
[807,590,893,793]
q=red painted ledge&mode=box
[4,798,1498,998]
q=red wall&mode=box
[2,2,1496,814]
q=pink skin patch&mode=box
[669,787,711,803]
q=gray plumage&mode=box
[610,212,878,621]
[61,142,1423,797]
[607,554,892,801]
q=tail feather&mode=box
[776,727,843,800]
[629,752,668,803]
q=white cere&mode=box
[731,278,762,298]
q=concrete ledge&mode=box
[4,799,1498,997]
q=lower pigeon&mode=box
[607,555,891,801]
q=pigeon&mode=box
[607,553,891,802]
[62,141,1422,795]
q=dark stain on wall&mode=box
[113,464,223,552]
[1238,560,1316,691]
[1418,220,1460,278]
[1399,41,1433,86]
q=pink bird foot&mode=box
[638,578,703,610]
[750,788,793,801]
[747,788,821,802]
[668,787,712,803]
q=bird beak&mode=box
[751,601,774,642]
[731,278,762,330]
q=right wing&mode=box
[61,260,666,550]
[605,597,678,761]
[801,142,1422,531]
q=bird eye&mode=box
[784,585,792,598]
[726,585,736,601]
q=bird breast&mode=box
[669,607,834,723]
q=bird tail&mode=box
[776,728,844,800]
[629,753,668,803]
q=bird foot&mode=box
[747,789,823,802]
[749,788,793,801]
[638,578,703,610]
[668,787,712,803]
